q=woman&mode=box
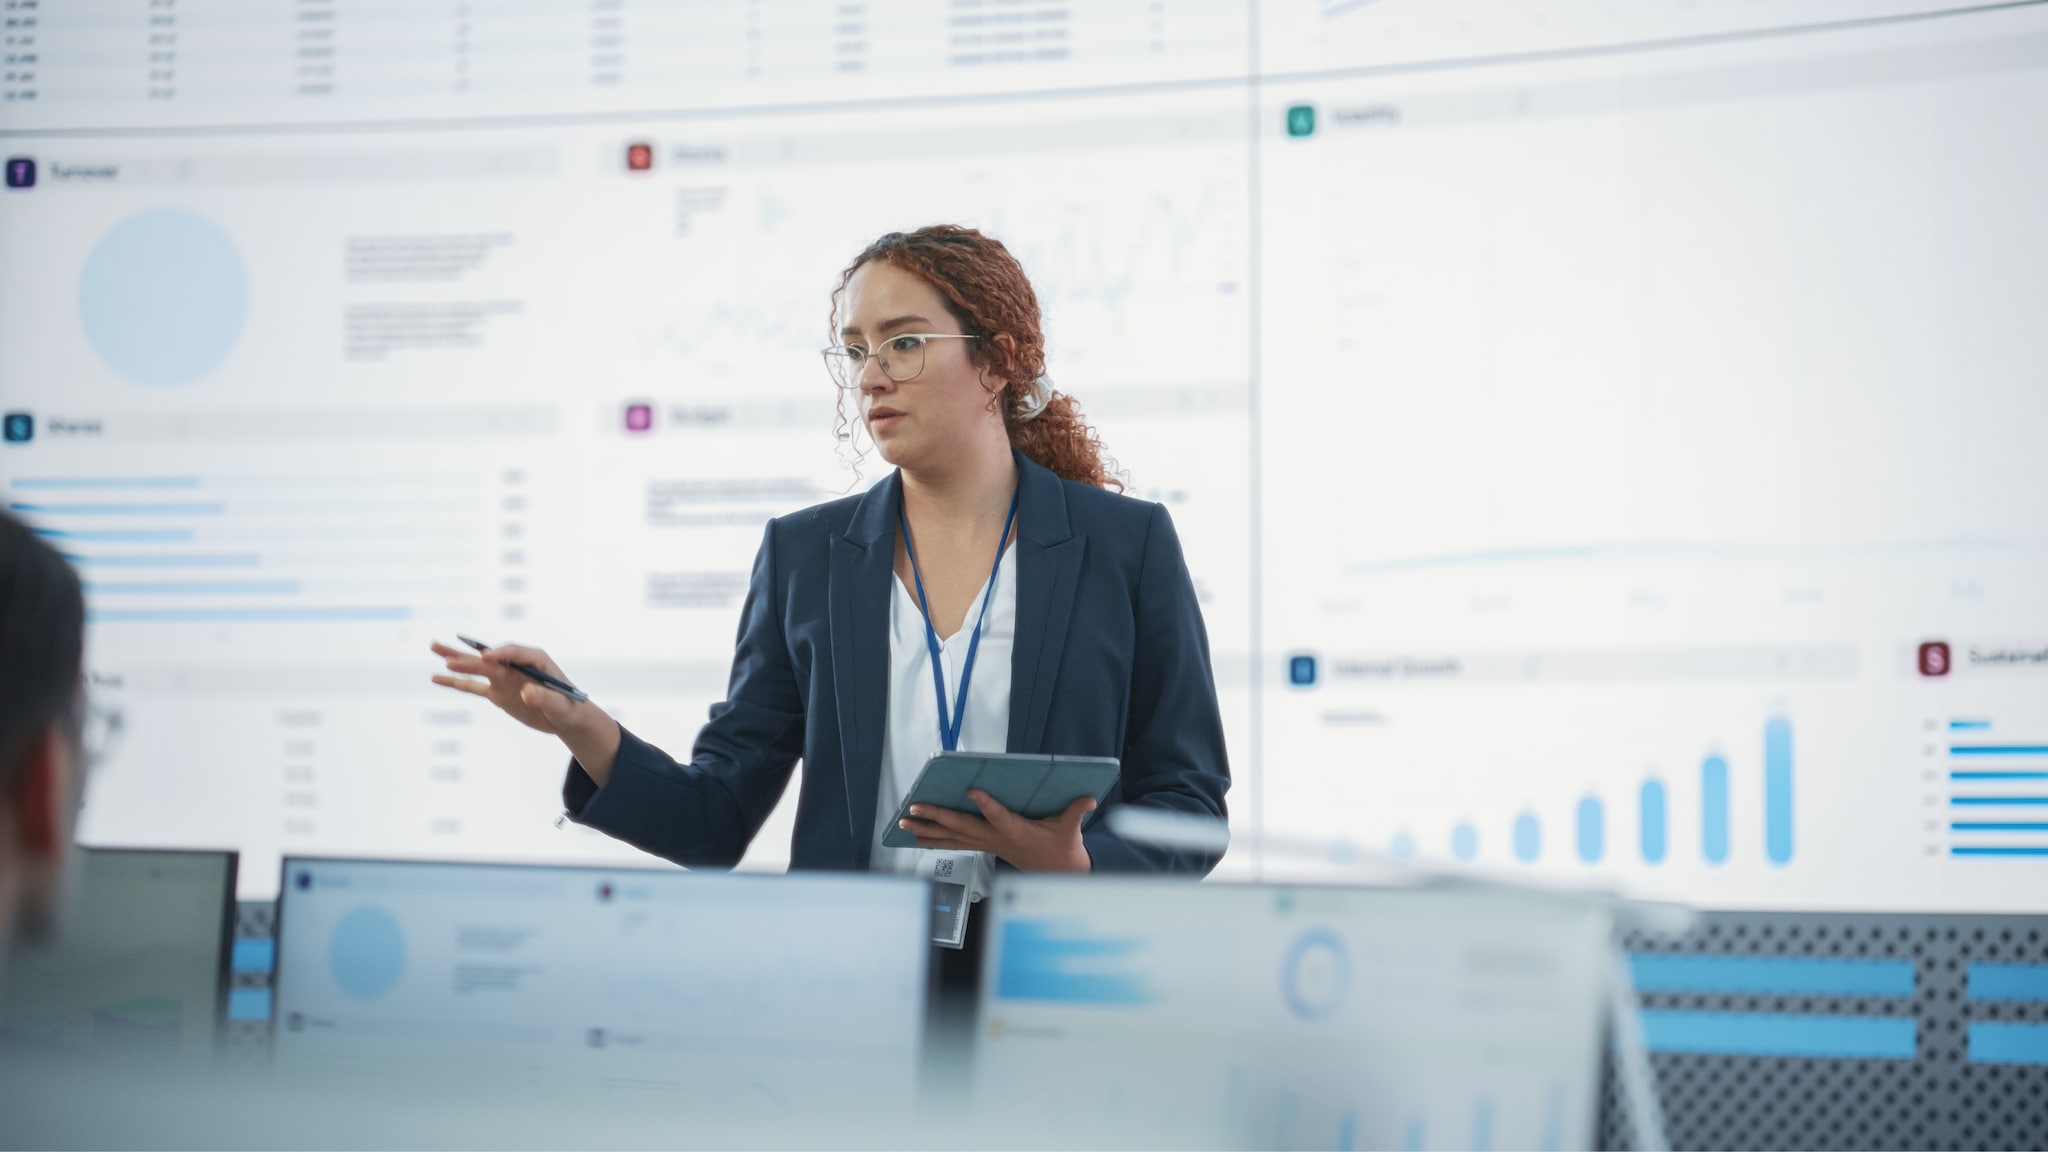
[430,225,1230,905]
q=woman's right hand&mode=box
[430,640,623,783]
[429,639,580,733]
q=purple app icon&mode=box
[624,402,653,433]
[4,157,33,190]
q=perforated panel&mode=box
[1599,913,2048,1151]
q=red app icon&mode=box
[1918,641,1951,677]
[625,142,653,171]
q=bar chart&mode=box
[9,470,512,627]
[1419,716,1796,872]
[1947,718,2048,860]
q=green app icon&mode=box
[1285,104,1316,137]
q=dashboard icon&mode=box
[1918,641,1951,677]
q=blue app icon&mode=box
[1288,654,1317,686]
[2,413,31,443]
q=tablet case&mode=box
[881,752,1120,849]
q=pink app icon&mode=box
[624,402,653,433]
[1918,641,1951,677]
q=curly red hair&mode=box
[829,225,1124,491]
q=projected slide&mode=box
[1258,2,2048,910]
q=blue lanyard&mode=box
[899,485,1020,752]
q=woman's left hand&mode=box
[899,790,1095,872]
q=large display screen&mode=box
[4,1,2044,910]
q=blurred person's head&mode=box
[0,510,87,964]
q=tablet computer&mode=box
[881,751,1120,849]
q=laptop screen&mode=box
[0,847,237,1066]
[974,877,1612,1150]
[273,857,930,1107]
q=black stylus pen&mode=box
[456,634,590,703]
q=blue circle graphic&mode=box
[79,209,248,386]
[1451,822,1479,861]
[1282,928,1350,1021]
[329,906,406,1001]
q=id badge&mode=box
[930,881,970,948]
[923,851,982,948]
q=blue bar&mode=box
[1970,964,2048,1003]
[10,477,202,489]
[63,553,259,568]
[1765,717,1793,865]
[1702,755,1730,865]
[1471,1099,1492,1152]
[226,987,272,1022]
[1402,1119,1424,1152]
[996,920,1154,1005]
[1629,955,1915,997]
[1953,771,2048,781]
[1640,779,1667,864]
[1952,822,2048,831]
[88,606,412,623]
[1639,1011,1916,1059]
[1952,746,2048,756]
[231,938,276,974]
[33,528,193,542]
[1950,720,1992,731]
[1952,797,2048,806]
[1953,846,2048,856]
[1969,1022,2048,1065]
[1576,796,1603,864]
[83,581,300,595]
[10,502,224,515]
[1513,811,1541,863]
[1336,1109,1354,1152]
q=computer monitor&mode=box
[973,877,1613,1150]
[0,847,237,1066]
[272,857,930,1111]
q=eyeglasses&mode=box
[82,703,124,770]
[66,700,124,772]
[820,333,976,391]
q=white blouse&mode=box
[867,544,1015,902]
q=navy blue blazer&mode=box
[562,449,1231,874]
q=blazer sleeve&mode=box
[1083,501,1232,874]
[560,520,806,868]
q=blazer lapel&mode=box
[1008,452,1083,755]
[831,472,899,870]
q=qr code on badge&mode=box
[934,858,956,878]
